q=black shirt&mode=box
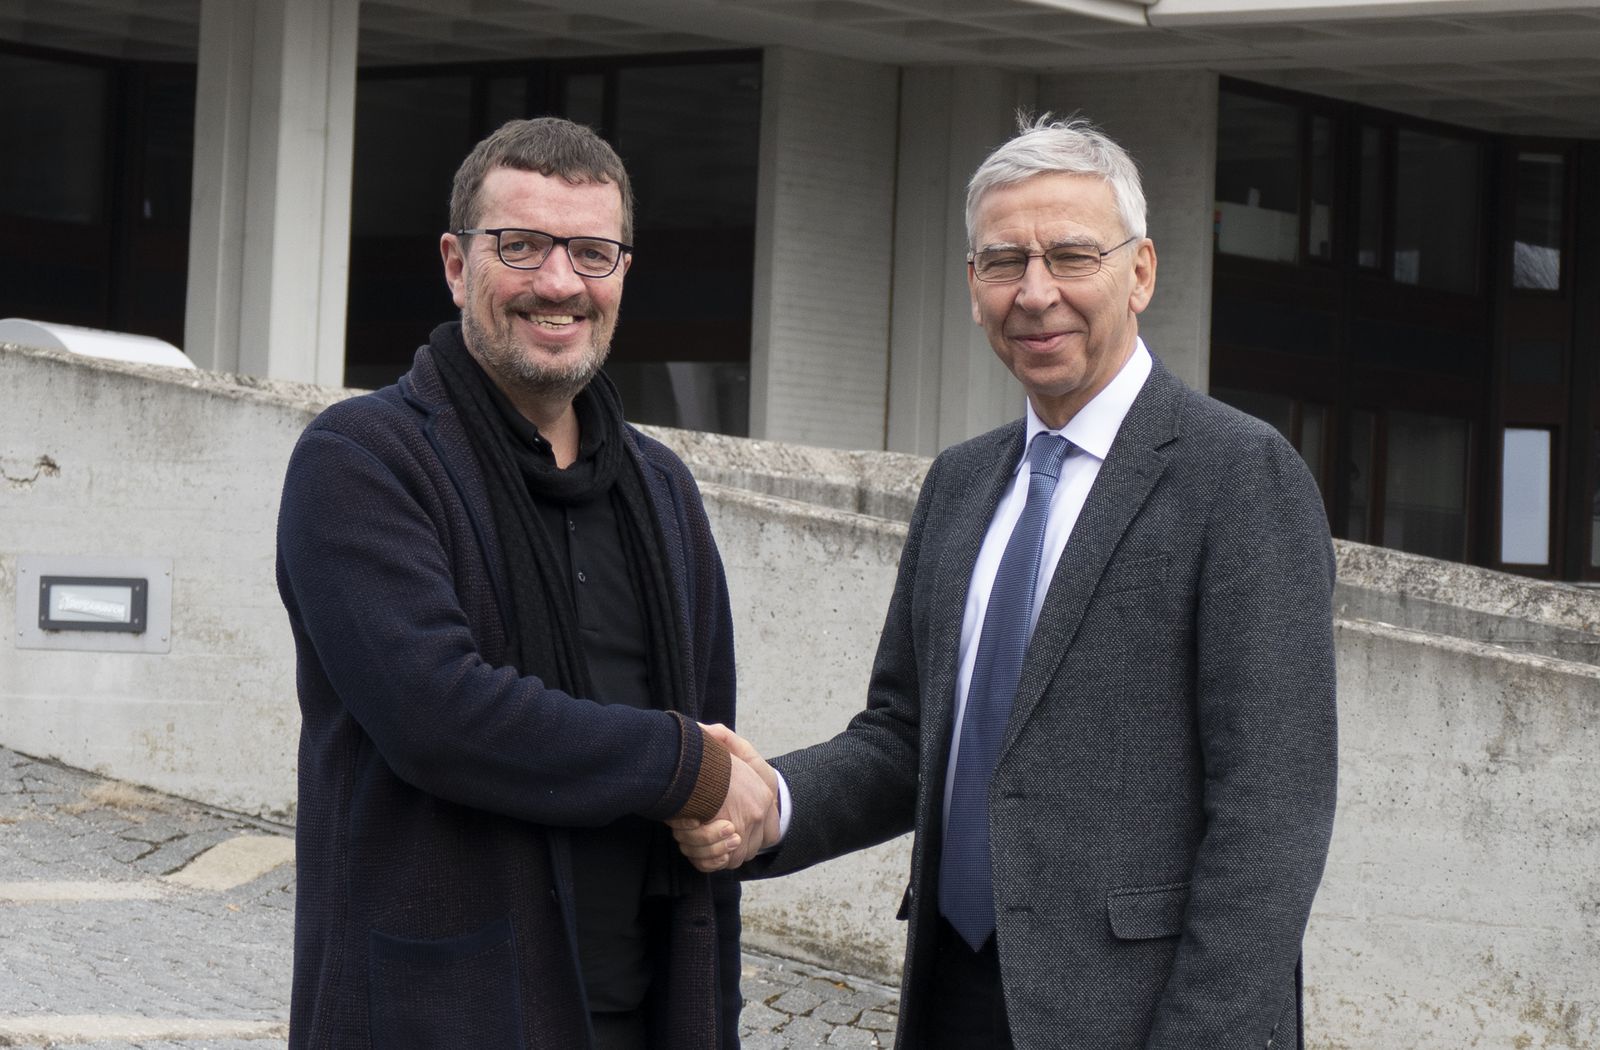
[486,380,658,1014]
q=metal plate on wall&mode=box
[14,554,173,653]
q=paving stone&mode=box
[812,998,864,1025]
[0,747,903,1050]
[770,987,826,1016]
[776,1014,836,1045]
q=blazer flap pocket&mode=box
[1107,882,1189,940]
[1098,552,1170,596]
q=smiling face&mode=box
[968,172,1156,428]
[441,166,631,408]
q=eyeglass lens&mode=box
[497,230,623,276]
[973,246,1107,282]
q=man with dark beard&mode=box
[276,118,773,1050]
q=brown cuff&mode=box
[672,728,731,823]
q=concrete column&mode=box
[184,0,358,386]
[885,67,1037,457]
[750,47,898,450]
[1037,71,1220,392]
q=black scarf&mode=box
[427,323,688,724]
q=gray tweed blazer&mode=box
[755,356,1337,1050]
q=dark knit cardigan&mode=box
[276,345,741,1049]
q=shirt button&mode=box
[577,570,587,584]
[567,519,576,532]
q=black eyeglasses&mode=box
[456,227,633,278]
[968,236,1138,283]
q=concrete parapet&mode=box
[1,343,349,817]
[1313,617,1600,1048]
[699,482,912,981]
[642,424,927,522]
[1336,541,1600,667]
[4,343,1599,1043]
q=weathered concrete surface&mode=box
[1336,542,1600,667]
[6,343,1600,1046]
[1311,619,1600,1049]
[1,343,349,818]
[700,483,912,982]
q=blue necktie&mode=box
[940,432,1073,951]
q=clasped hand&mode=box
[669,723,779,872]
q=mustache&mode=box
[505,293,595,318]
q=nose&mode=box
[1013,255,1061,312]
[528,243,588,301]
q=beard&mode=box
[461,287,614,406]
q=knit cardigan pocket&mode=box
[368,917,527,1048]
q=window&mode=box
[1384,411,1469,560]
[1308,115,1334,262]
[1356,125,1384,269]
[1393,129,1480,293]
[1215,92,1301,264]
[1591,430,1600,570]
[1347,409,1375,544]
[0,52,108,224]
[1501,428,1552,566]
[1512,152,1563,292]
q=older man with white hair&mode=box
[676,115,1339,1050]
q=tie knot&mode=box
[1026,432,1073,482]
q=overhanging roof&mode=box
[5,0,1599,136]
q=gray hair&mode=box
[450,117,634,241]
[965,113,1147,247]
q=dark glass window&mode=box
[0,52,108,224]
[351,76,474,237]
[1215,92,1301,263]
[1309,115,1333,261]
[344,76,475,389]
[1393,129,1480,293]
[342,54,762,438]
[1591,430,1600,570]
[1512,152,1563,292]
[137,72,195,229]
[604,60,760,436]
[1356,125,1384,269]
[1347,409,1375,543]
[1383,410,1469,560]
[563,72,606,130]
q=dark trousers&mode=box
[924,916,1015,1050]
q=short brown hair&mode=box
[448,117,635,241]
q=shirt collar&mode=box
[1018,337,1153,473]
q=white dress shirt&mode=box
[940,339,1152,835]
[772,339,1154,845]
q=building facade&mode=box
[4,0,1598,579]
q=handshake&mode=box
[670,724,780,872]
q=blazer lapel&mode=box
[1002,361,1184,754]
[921,422,1025,748]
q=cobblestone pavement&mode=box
[0,746,898,1048]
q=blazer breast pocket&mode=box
[369,916,526,1049]
[1097,552,1171,598]
[1106,881,1190,941]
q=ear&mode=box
[1129,239,1157,315]
[967,262,982,326]
[441,233,468,309]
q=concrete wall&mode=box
[1316,619,1599,1048]
[5,343,1598,1044]
[750,47,899,450]
[1038,70,1221,393]
[0,345,343,817]
[886,66,1038,458]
